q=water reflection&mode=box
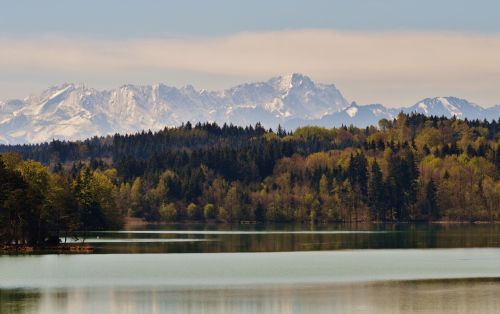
[2,279,499,314]
[99,230,388,234]
[76,223,500,254]
[64,238,213,243]
[2,224,500,313]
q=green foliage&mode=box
[187,203,200,220]
[2,115,500,232]
[368,160,385,220]
[0,154,121,245]
[159,203,177,222]
[425,179,439,220]
[203,203,216,220]
[218,207,229,222]
[293,126,335,142]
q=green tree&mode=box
[187,203,200,220]
[45,173,78,243]
[17,160,50,245]
[218,206,229,222]
[159,203,177,222]
[203,203,216,220]
[130,177,143,217]
[425,179,439,221]
[0,159,29,245]
[368,160,385,220]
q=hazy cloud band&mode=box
[1,30,500,107]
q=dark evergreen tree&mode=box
[425,179,439,221]
[368,160,385,220]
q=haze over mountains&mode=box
[0,73,499,144]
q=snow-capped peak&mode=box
[0,75,349,144]
[345,102,359,118]
[406,96,485,119]
[0,77,498,145]
[437,97,461,116]
[268,73,314,92]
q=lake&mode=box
[1,223,500,313]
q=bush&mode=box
[203,203,216,220]
[187,203,199,220]
[159,203,177,222]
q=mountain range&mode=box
[0,73,499,144]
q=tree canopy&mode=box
[2,115,500,245]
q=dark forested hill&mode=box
[2,114,500,245]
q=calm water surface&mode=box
[67,223,500,253]
[1,224,500,313]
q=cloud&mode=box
[1,30,500,106]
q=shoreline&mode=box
[3,220,499,254]
[123,217,500,228]
[0,244,93,254]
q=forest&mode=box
[2,113,500,245]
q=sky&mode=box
[1,0,500,107]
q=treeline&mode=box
[2,114,500,244]
[0,154,121,246]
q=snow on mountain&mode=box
[221,73,348,125]
[284,103,398,129]
[250,95,500,130]
[0,74,348,144]
[0,76,499,144]
[405,97,486,119]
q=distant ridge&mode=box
[0,74,499,144]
